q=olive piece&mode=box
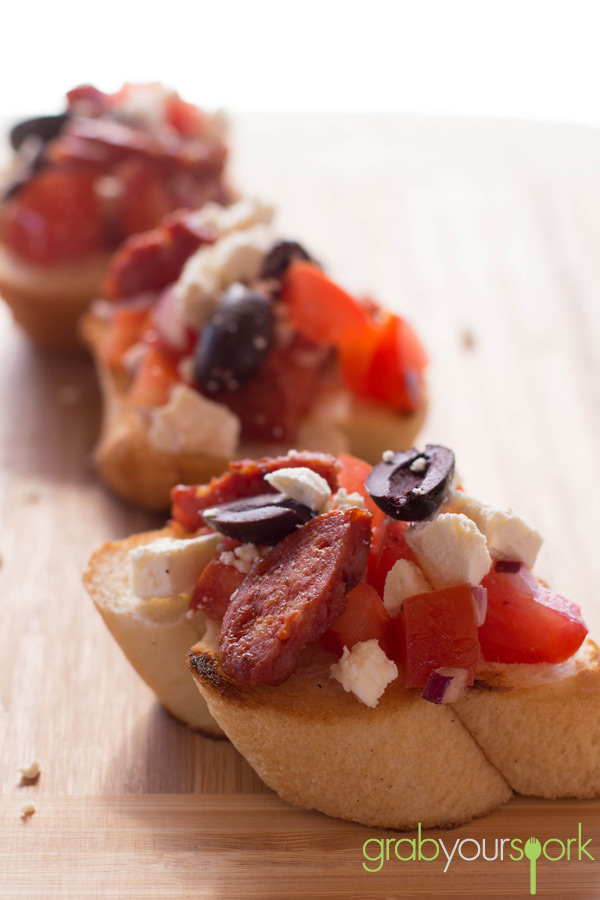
[10,114,70,151]
[365,445,455,522]
[195,284,275,393]
[259,240,312,281]
[202,492,315,544]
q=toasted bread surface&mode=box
[0,246,110,349]
[188,638,512,830]
[82,310,426,511]
[83,526,224,736]
[451,639,600,798]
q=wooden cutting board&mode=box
[1,114,600,899]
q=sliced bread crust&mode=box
[0,246,110,349]
[451,639,600,798]
[188,638,512,830]
[83,526,224,736]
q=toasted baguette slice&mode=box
[83,526,224,736]
[451,639,600,799]
[188,638,512,830]
[0,246,110,349]
[82,310,427,511]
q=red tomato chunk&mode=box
[397,584,480,688]
[478,563,588,664]
[320,582,393,657]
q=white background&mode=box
[2,0,600,125]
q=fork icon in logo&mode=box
[524,837,542,895]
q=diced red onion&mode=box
[471,585,488,626]
[422,667,470,705]
[495,560,522,574]
[153,286,189,351]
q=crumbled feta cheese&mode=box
[129,533,220,599]
[187,197,274,234]
[327,488,365,512]
[265,466,332,512]
[383,560,432,616]
[20,802,36,818]
[330,640,398,708]
[148,384,240,458]
[18,759,41,780]
[444,490,543,569]
[112,83,172,133]
[382,449,395,462]
[410,456,428,473]
[175,225,274,329]
[405,513,491,590]
[220,543,262,574]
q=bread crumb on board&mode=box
[18,758,41,781]
[20,802,36,819]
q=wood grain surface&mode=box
[1,114,600,899]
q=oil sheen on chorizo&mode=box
[219,508,372,686]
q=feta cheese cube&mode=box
[330,640,398,708]
[129,533,220,600]
[176,225,274,329]
[383,560,432,616]
[264,466,332,512]
[444,490,543,569]
[405,513,491,590]
[327,488,365,511]
[148,384,240,458]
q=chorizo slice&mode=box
[171,452,340,532]
[219,508,372,686]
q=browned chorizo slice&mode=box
[219,508,372,686]
[171,452,340,532]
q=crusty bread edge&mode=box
[452,639,600,799]
[83,526,225,736]
[188,639,512,830]
[0,246,110,349]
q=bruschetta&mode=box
[0,82,230,348]
[82,199,428,509]
[84,446,600,828]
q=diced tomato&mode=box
[190,556,246,619]
[117,159,173,239]
[339,312,427,413]
[208,336,329,443]
[100,304,152,366]
[320,582,393,657]
[336,453,415,590]
[166,96,207,137]
[2,169,103,265]
[337,453,384,531]
[395,584,481,688]
[367,518,417,597]
[280,262,371,347]
[478,563,588,664]
[127,345,180,407]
